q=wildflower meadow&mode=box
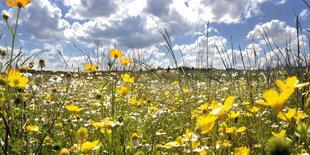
[0,0,310,155]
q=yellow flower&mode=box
[242,101,250,106]
[26,125,39,132]
[83,64,98,73]
[171,136,184,146]
[28,82,35,86]
[82,140,100,153]
[130,97,143,105]
[148,106,159,111]
[92,118,114,128]
[222,140,232,148]
[116,86,130,96]
[277,108,296,122]
[301,149,307,154]
[236,127,247,132]
[131,133,139,140]
[256,89,292,111]
[7,0,30,7]
[248,106,260,113]
[192,141,200,149]
[199,103,209,114]
[294,111,307,124]
[122,74,134,84]
[211,96,234,116]
[66,104,82,113]
[109,49,123,59]
[120,58,131,65]
[165,142,177,149]
[92,122,105,128]
[100,128,112,135]
[7,69,28,87]
[183,89,189,93]
[227,111,240,119]
[225,126,246,134]
[44,136,52,144]
[272,129,286,137]
[276,76,298,91]
[184,128,193,140]
[199,149,208,155]
[235,147,250,155]
[196,114,217,134]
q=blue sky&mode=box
[0,0,309,71]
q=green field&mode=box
[1,0,310,155]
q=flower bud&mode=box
[14,97,22,105]
[107,62,112,68]
[19,67,28,73]
[39,58,45,68]
[66,72,72,78]
[131,133,139,146]
[53,144,60,151]
[0,50,7,57]
[59,148,70,155]
[2,14,8,21]
[118,116,123,123]
[296,123,309,140]
[141,139,147,145]
[95,93,102,100]
[77,127,88,140]
[265,136,290,155]
[51,87,57,93]
[28,61,34,69]
[0,79,7,86]
[135,151,144,155]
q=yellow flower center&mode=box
[14,79,19,86]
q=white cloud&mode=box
[64,0,119,20]
[276,0,286,5]
[247,20,306,49]
[2,0,270,50]
[1,0,287,70]
[5,0,70,41]
[300,9,309,20]
[147,58,171,68]
[23,43,104,71]
[174,35,228,68]
[62,0,268,48]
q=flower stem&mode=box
[8,7,21,71]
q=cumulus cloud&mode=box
[178,0,268,23]
[64,0,118,20]
[174,35,228,68]
[247,20,306,49]
[0,0,283,70]
[65,0,268,49]
[246,20,310,69]
[1,0,270,50]
[5,0,70,41]
[145,0,173,18]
